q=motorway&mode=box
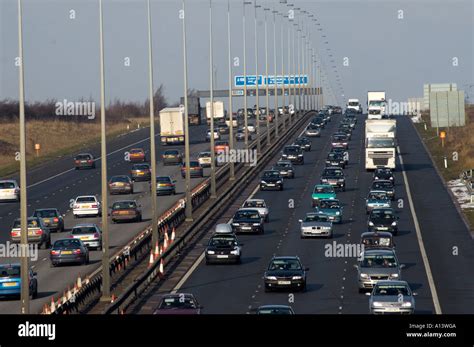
[0,119,276,314]
[146,113,474,314]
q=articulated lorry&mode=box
[206,101,226,125]
[365,119,396,170]
[367,91,386,119]
[159,107,185,145]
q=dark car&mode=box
[162,149,183,166]
[0,264,38,299]
[205,233,242,264]
[281,145,304,165]
[181,160,204,178]
[32,208,64,233]
[272,160,295,179]
[217,124,229,135]
[321,167,346,191]
[74,153,95,170]
[235,129,252,142]
[371,180,395,200]
[231,209,264,234]
[256,305,295,314]
[260,170,284,191]
[131,163,151,182]
[330,148,349,165]
[264,256,308,292]
[50,238,89,267]
[108,175,134,195]
[337,127,352,140]
[153,293,202,315]
[333,106,342,114]
[368,208,399,235]
[325,152,345,169]
[373,168,395,183]
[110,200,142,223]
[331,134,349,149]
[294,137,311,151]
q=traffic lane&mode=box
[176,115,337,313]
[397,116,474,313]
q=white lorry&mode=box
[365,119,396,170]
[346,99,362,113]
[206,101,225,125]
[159,107,185,145]
[367,91,386,119]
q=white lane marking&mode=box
[171,252,205,294]
[397,145,442,314]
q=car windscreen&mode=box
[361,254,398,268]
[53,239,82,249]
[367,138,395,148]
[374,285,409,296]
[314,186,333,194]
[263,171,280,179]
[372,181,393,189]
[268,259,302,271]
[319,200,339,209]
[71,226,98,235]
[0,266,20,278]
[368,192,388,200]
[324,169,343,177]
[258,307,292,314]
[304,214,329,222]
[235,210,260,220]
[244,201,265,208]
[75,154,91,160]
[362,236,392,247]
[209,236,236,247]
[159,297,197,309]
[0,182,16,189]
[348,102,359,106]
[371,210,394,219]
[34,210,58,218]
[284,147,299,154]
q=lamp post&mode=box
[209,0,217,198]
[273,7,279,138]
[227,0,235,180]
[254,0,262,154]
[243,1,251,151]
[264,7,270,145]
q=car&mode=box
[156,176,176,195]
[10,217,51,249]
[299,212,333,238]
[294,137,311,151]
[330,148,349,164]
[213,223,234,234]
[32,208,64,232]
[235,129,252,142]
[373,168,395,183]
[128,148,146,162]
[197,151,214,167]
[217,124,229,135]
[205,233,242,264]
[70,223,102,250]
[368,280,416,314]
[272,160,295,179]
[50,238,89,267]
[311,184,336,207]
[206,129,221,141]
[131,163,152,182]
[153,293,202,315]
[333,106,342,114]
[368,208,399,235]
[241,198,269,222]
[320,167,346,191]
[314,199,343,223]
[360,231,395,250]
[244,124,256,133]
[231,209,264,234]
[162,149,183,166]
[181,160,204,178]
[236,108,255,118]
[73,153,95,170]
[341,117,355,129]
[325,152,345,169]
[256,305,295,314]
[354,248,404,292]
[365,190,392,214]
[305,124,321,137]
[336,128,352,140]
[214,140,229,154]
[264,256,308,292]
[310,116,325,128]
[371,180,395,200]
[110,200,142,223]
[331,134,349,149]
[108,175,134,195]
[281,145,304,165]
[0,264,37,299]
[0,180,20,202]
[260,170,284,191]
[73,195,102,218]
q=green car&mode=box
[311,184,336,207]
[314,199,343,223]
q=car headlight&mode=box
[292,276,303,280]
[298,154,303,157]
[276,180,282,184]
[389,177,394,180]
[374,177,379,180]
[368,221,374,226]
[390,273,399,278]
[335,211,340,215]
[372,302,383,307]
[261,181,267,184]
[338,179,344,182]
[232,223,239,226]
[266,276,277,280]
[360,273,369,279]
[321,178,328,182]
[230,248,240,255]
[402,302,412,307]
[207,250,215,255]
[391,221,397,226]
[252,223,261,226]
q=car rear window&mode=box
[189,161,200,167]
[53,239,82,249]
[76,197,96,203]
[157,177,172,183]
[164,150,179,155]
[75,154,91,160]
[159,297,197,309]
[34,210,58,218]
[133,164,149,170]
[110,176,129,183]
[13,219,40,228]
[71,226,97,235]
[112,201,137,209]
[130,149,143,154]
[269,259,301,270]
[0,266,20,278]
[0,182,16,189]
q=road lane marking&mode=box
[397,145,442,314]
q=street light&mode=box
[209,0,217,198]
[243,1,251,152]
[264,7,271,145]
[254,1,262,154]
[227,0,235,180]
[273,8,279,138]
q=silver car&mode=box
[241,199,269,222]
[0,180,20,202]
[70,223,102,250]
[299,212,333,238]
[354,249,405,292]
[368,280,416,314]
[305,124,321,137]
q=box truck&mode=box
[365,119,396,170]
[346,99,362,113]
[180,96,201,125]
[206,101,225,125]
[367,91,386,119]
[159,107,185,145]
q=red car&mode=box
[128,148,146,163]
[181,160,204,178]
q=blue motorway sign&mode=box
[234,75,264,87]
[235,75,308,87]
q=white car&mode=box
[244,125,256,133]
[197,151,213,167]
[73,195,102,218]
[0,180,20,202]
[240,199,269,222]
[206,130,220,141]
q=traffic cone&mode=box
[77,276,82,289]
[111,294,116,303]
[148,250,154,268]
[154,241,160,257]
[163,237,168,252]
[164,229,169,242]
[159,258,164,277]
[159,245,163,255]
[43,304,49,314]
[67,286,72,300]
[50,297,56,312]
[171,227,176,242]
[62,292,67,305]
[85,276,90,285]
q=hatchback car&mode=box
[10,217,51,249]
[373,168,395,183]
[320,167,346,191]
[0,180,20,202]
[331,134,349,149]
[272,160,295,179]
[197,151,213,167]
[294,137,311,151]
[50,238,89,267]
[260,170,284,191]
[368,208,399,235]
[181,160,204,178]
[73,195,102,218]
[256,305,295,314]
[128,148,146,162]
[235,129,252,142]
[231,209,264,234]
[153,293,202,315]
[305,124,321,137]
[131,163,152,182]
[326,152,345,169]
[314,199,343,223]
[110,200,142,223]
[32,208,64,232]
[281,145,304,165]
[360,232,395,250]
[162,150,183,166]
[311,184,336,207]
[241,199,269,222]
[0,264,37,299]
[299,212,333,238]
[205,233,242,264]
[368,280,416,314]
[156,176,176,195]
[108,175,134,195]
[371,180,395,200]
[70,223,102,250]
[365,191,391,214]
[74,153,95,170]
[264,256,308,292]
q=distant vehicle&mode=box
[162,149,183,165]
[330,148,349,164]
[367,91,386,119]
[373,168,394,182]
[159,107,185,145]
[237,108,254,118]
[213,223,233,235]
[214,140,229,154]
[256,305,295,314]
[131,163,151,182]
[365,191,391,214]
[243,124,256,133]
[0,180,20,202]
[346,98,362,113]
[272,160,295,179]
[108,175,134,195]
[70,223,102,250]
[325,152,345,169]
[368,280,415,314]
[74,153,95,170]
[206,101,225,125]
[156,176,177,196]
[241,199,269,222]
[128,148,146,163]
[281,145,304,165]
[260,170,284,191]
[360,231,395,250]
[305,124,321,137]
[181,160,204,178]
[0,264,37,299]
[311,116,325,128]
[32,208,64,232]
[320,167,346,191]
[314,199,343,223]
[332,106,343,114]
[10,217,51,249]
[217,124,229,135]
[299,212,333,238]
[153,293,202,315]
[110,200,142,223]
[231,209,264,234]
[311,184,336,207]
[197,151,213,167]
[180,96,201,125]
[205,233,242,264]
[73,195,102,218]
[331,134,349,149]
[206,129,221,141]
[50,238,89,267]
[368,208,399,235]
[294,137,311,151]
[235,129,252,142]
[264,256,308,292]
[371,180,395,200]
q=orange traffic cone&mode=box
[154,241,160,257]
[148,250,154,268]
[111,294,116,303]
[163,237,168,252]
[50,297,56,312]
[164,230,169,242]
[159,258,164,277]
[77,276,82,289]
[171,227,176,242]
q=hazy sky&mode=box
[1,0,473,109]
